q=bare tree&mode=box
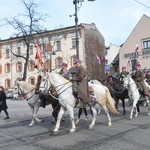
[3,0,47,80]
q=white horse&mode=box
[39,72,119,134]
[122,74,150,119]
[14,81,44,126]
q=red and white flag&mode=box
[135,43,139,57]
[127,59,131,67]
[34,44,44,71]
[96,55,101,64]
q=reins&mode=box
[124,78,139,96]
[16,83,36,101]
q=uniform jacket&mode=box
[72,65,90,103]
[133,69,148,96]
[0,91,8,111]
[59,69,70,80]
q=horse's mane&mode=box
[50,72,69,83]
[89,80,102,85]
[17,81,35,90]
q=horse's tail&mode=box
[106,88,120,115]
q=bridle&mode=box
[14,83,35,101]
[123,76,138,95]
[39,75,72,99]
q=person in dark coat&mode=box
[0,86,10,119]
[70,59,90,104]
[132,63,149,97]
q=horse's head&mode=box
[122,74,130,88]
[39,74,51,94]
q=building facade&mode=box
[0,23,105,89]
[119,15,150,73]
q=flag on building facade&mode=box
[34,44,44,71]
[96,55,101,64]
[135,43,139,57]
[127,59,131,67]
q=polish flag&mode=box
[34,44,44,71]
[135,43,139,57]
[127,59,131,67]
[96,55,101,64]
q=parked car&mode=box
[6,90,14,99]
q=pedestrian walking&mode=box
[0,86,10,119]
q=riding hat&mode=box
[74,59,82,64]
[62,62,68,67]
[122,66,126,70]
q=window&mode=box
[6,49,10,58]
[29,78,35,85]
[5,63,11,73]
[56,41,61,50]
[56,57,63,68]
[16,62,22,72]
[43,43,47,53]
[105,59,108,65]
[0,65,2,73]
[105,50,108,55]
[17,47,21,55]
[29,45,33,55]
[28,60,34,71]
[131,59,137,71]
[143,40,150,49]
[5,79,11,89]
[72,38,76,49]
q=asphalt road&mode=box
[0,99,150,150]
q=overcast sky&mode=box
[0,0,150,46]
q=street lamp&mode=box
[72,0,96,59]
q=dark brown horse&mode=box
[107,76,140,115]
[107,77,128,115]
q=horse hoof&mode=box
[52,131,58,135]
[108,123,112,127]
[147,112,150,116]
[89,125,93,129]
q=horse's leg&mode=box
[33,103,43,123]
[52,103,60,122]
[89,106,97,129]
[53,106,66,133]
[122,99,126,115]
[28,104,35,127]
[101,105,112,126]
[83,108,89,120]
[146,97,150,116]
[130,100,138,118]
[115,98,119,112]
[75,108,83,124]
[97,105,101,115]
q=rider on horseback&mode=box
[117,66,129,83]
[69,59,91,107]
[59,62,70,80]
[132,62,149,98]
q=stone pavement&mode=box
[0,99,53,126]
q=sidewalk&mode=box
[0,99,53,125]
